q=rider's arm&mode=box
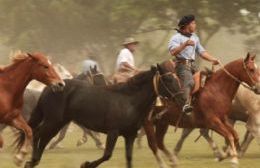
[119,62,137,71]
[169,40,195,57]
[200,51,219,65]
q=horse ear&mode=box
[27,53,37,61]
[156,63,163,74]
[244,52,251,62]
[252,54,256,60]
[94,65,97,72]
[90,65,93,71]
[245,52,256,63]
[151,65,157,73]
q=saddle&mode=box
[165,59,204,95]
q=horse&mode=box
[0,63,73,150]
[0,65,106,151]
[173,84,260,158]
[0,51,65,166]
[18,61,181,168]
[235,84,260,155]
[26,63,73,91]
[48,65,106,150]
[143,53,260,168]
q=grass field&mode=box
[0,123,259,168]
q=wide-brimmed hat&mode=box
[122,37,139,46]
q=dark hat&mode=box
[178,14,195,29]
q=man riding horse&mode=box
[168,14,220,113]
[113,37,139,83]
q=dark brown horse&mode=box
[144,53,260,168]
[0,51,65,166]
[21,61,181,168]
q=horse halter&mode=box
[152,71,182,106]
[218,60,258,92]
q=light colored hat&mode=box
[122,37,139,46]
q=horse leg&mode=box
[80,130,119,168]
[239,130,254,157]
[137,128,145,149]
[223,118,240,153]
[174,128,194,155]
[124,133,137,168]
[48,123,70,150]
[156,122,178,167]
[11,114,32,166]
[200,129,225,160]
[79,126,104,149]
[77,125,88,147]
[222,119,236,154]
[0,134,3,150]
[24,121,67,168]
[211,118,239,167]
[143,119,168,168]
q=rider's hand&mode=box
[212,59,220,65]
[185,40,195,46]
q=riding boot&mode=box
[182,87,193,114]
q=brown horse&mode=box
[0,51,65,166]
[144,53,260,168]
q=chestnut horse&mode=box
[0,51,65,166]
[144,53,260,168]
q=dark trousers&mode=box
[175,62,197,106]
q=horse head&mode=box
[242,52,260,94]
[27,53,65,91]
[151,60,182,102]
[89,65,106,86]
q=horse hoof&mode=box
[80,161,91,168]
[96,143,105,150]
[24,162,33,168]
[230,157,239,164]
[13,154,24,166]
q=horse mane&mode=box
[0,51,29,72]
[107,70,154,93]
[10,50,29,63]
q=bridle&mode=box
[152,71,183,101]
[217,60,258,92]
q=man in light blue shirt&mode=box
[168,14,219,113]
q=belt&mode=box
[176,59,195,65]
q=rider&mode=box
[168,14,219,114]
[82,56,100,74]
[116,37,139,72]
[114,37,139,83]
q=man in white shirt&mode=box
[116,37,139,72]
[113,37,139,83]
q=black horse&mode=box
[48,65,107,150]
[18,61,181,168]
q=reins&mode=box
[216,60,257,92]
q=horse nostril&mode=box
[58,82,65,87]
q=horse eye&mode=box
[43,65,49,69]
[250,69,255,73]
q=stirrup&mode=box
[182,104,193,114]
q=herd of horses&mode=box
[0,51,259,168]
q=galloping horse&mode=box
[144,53,260,168]
[0,63,72,150]
[173,84,260,158]
[48,65,106,150]
[0,51,65,166]
[20,61,181,168]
